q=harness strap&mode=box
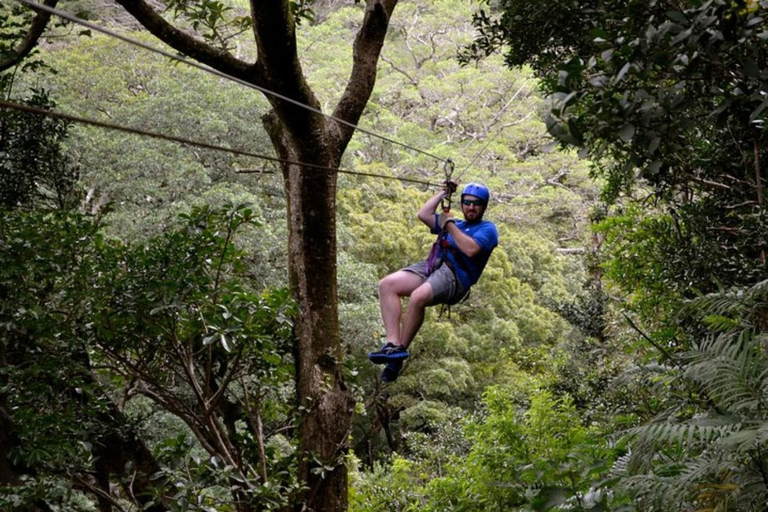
[438,288,471,320]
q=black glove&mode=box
[438,212,456,231]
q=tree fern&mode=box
[616,280,768,510]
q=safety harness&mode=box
[425,159,455,275]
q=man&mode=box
[368,182,499,382]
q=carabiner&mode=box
[443,158,455,181]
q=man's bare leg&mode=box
[379,271,424,346]
[399,282,433,349]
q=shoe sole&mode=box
[368,351,409,364]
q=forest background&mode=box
[2,0,767,511]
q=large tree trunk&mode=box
[285,152,353,510]
[252,3,398,509]
[263,110,354,509]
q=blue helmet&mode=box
[461,182,490,204]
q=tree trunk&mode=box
[263,111,355,510]
[255,3,397,508]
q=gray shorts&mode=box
[402,260,466,306]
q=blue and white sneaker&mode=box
[381,359,403,383]
[367,342,409,365]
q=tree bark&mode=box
[255,5,397,507]
[93,402,170,512]
[756,139,765,264]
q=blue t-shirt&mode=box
[431,215,498,291]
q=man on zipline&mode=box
[368,182,498,382]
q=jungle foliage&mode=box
[4,0,766,511]
[466,0,768,510]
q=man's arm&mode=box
[417,189,448,228]
[443,222,481,257]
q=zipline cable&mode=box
[15,0,449,165]
[0,99,439,187]
[454,79,530,182]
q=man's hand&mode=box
[443,180,458,195]
[438,212,455,231]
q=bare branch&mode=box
[689,176,731,190]
[380,54,418,85]
[724,200,759,210]
[415,29,444,69]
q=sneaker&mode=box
[381,359,403,383]
[368,342,409,365]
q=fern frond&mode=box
[611,451,632,478]
[620,280,768,510]
[744,278,768,303]
[684,279,768,328]
[685,329,768,413]
[715,419,768,454]
[628,416,741,447]
[702,314,741,332]
[683,292,745,318]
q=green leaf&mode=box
[532,486,570,510]
[618,123,635,142]
[615,62,631,82]
[666,11,688,24]
[220,334,231,352]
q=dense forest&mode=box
[1,0,767,510]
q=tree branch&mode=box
[623,313,682,369]
[379,54,418,86]
[248,0,333,151]
[113,0,256,80]
[332,0,398,145]
[0,0,60,73]
[74,474,127,512]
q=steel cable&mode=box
[0,99,439,187]
[15,0,449,164]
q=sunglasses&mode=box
[461,198,486,207]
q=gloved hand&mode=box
[438,212,455,231]
[443,180,458,195]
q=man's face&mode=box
[460,195,486,222]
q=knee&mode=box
[379,274,397,295]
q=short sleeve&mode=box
[472,222,498,252]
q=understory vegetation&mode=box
[1,0,767,510]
